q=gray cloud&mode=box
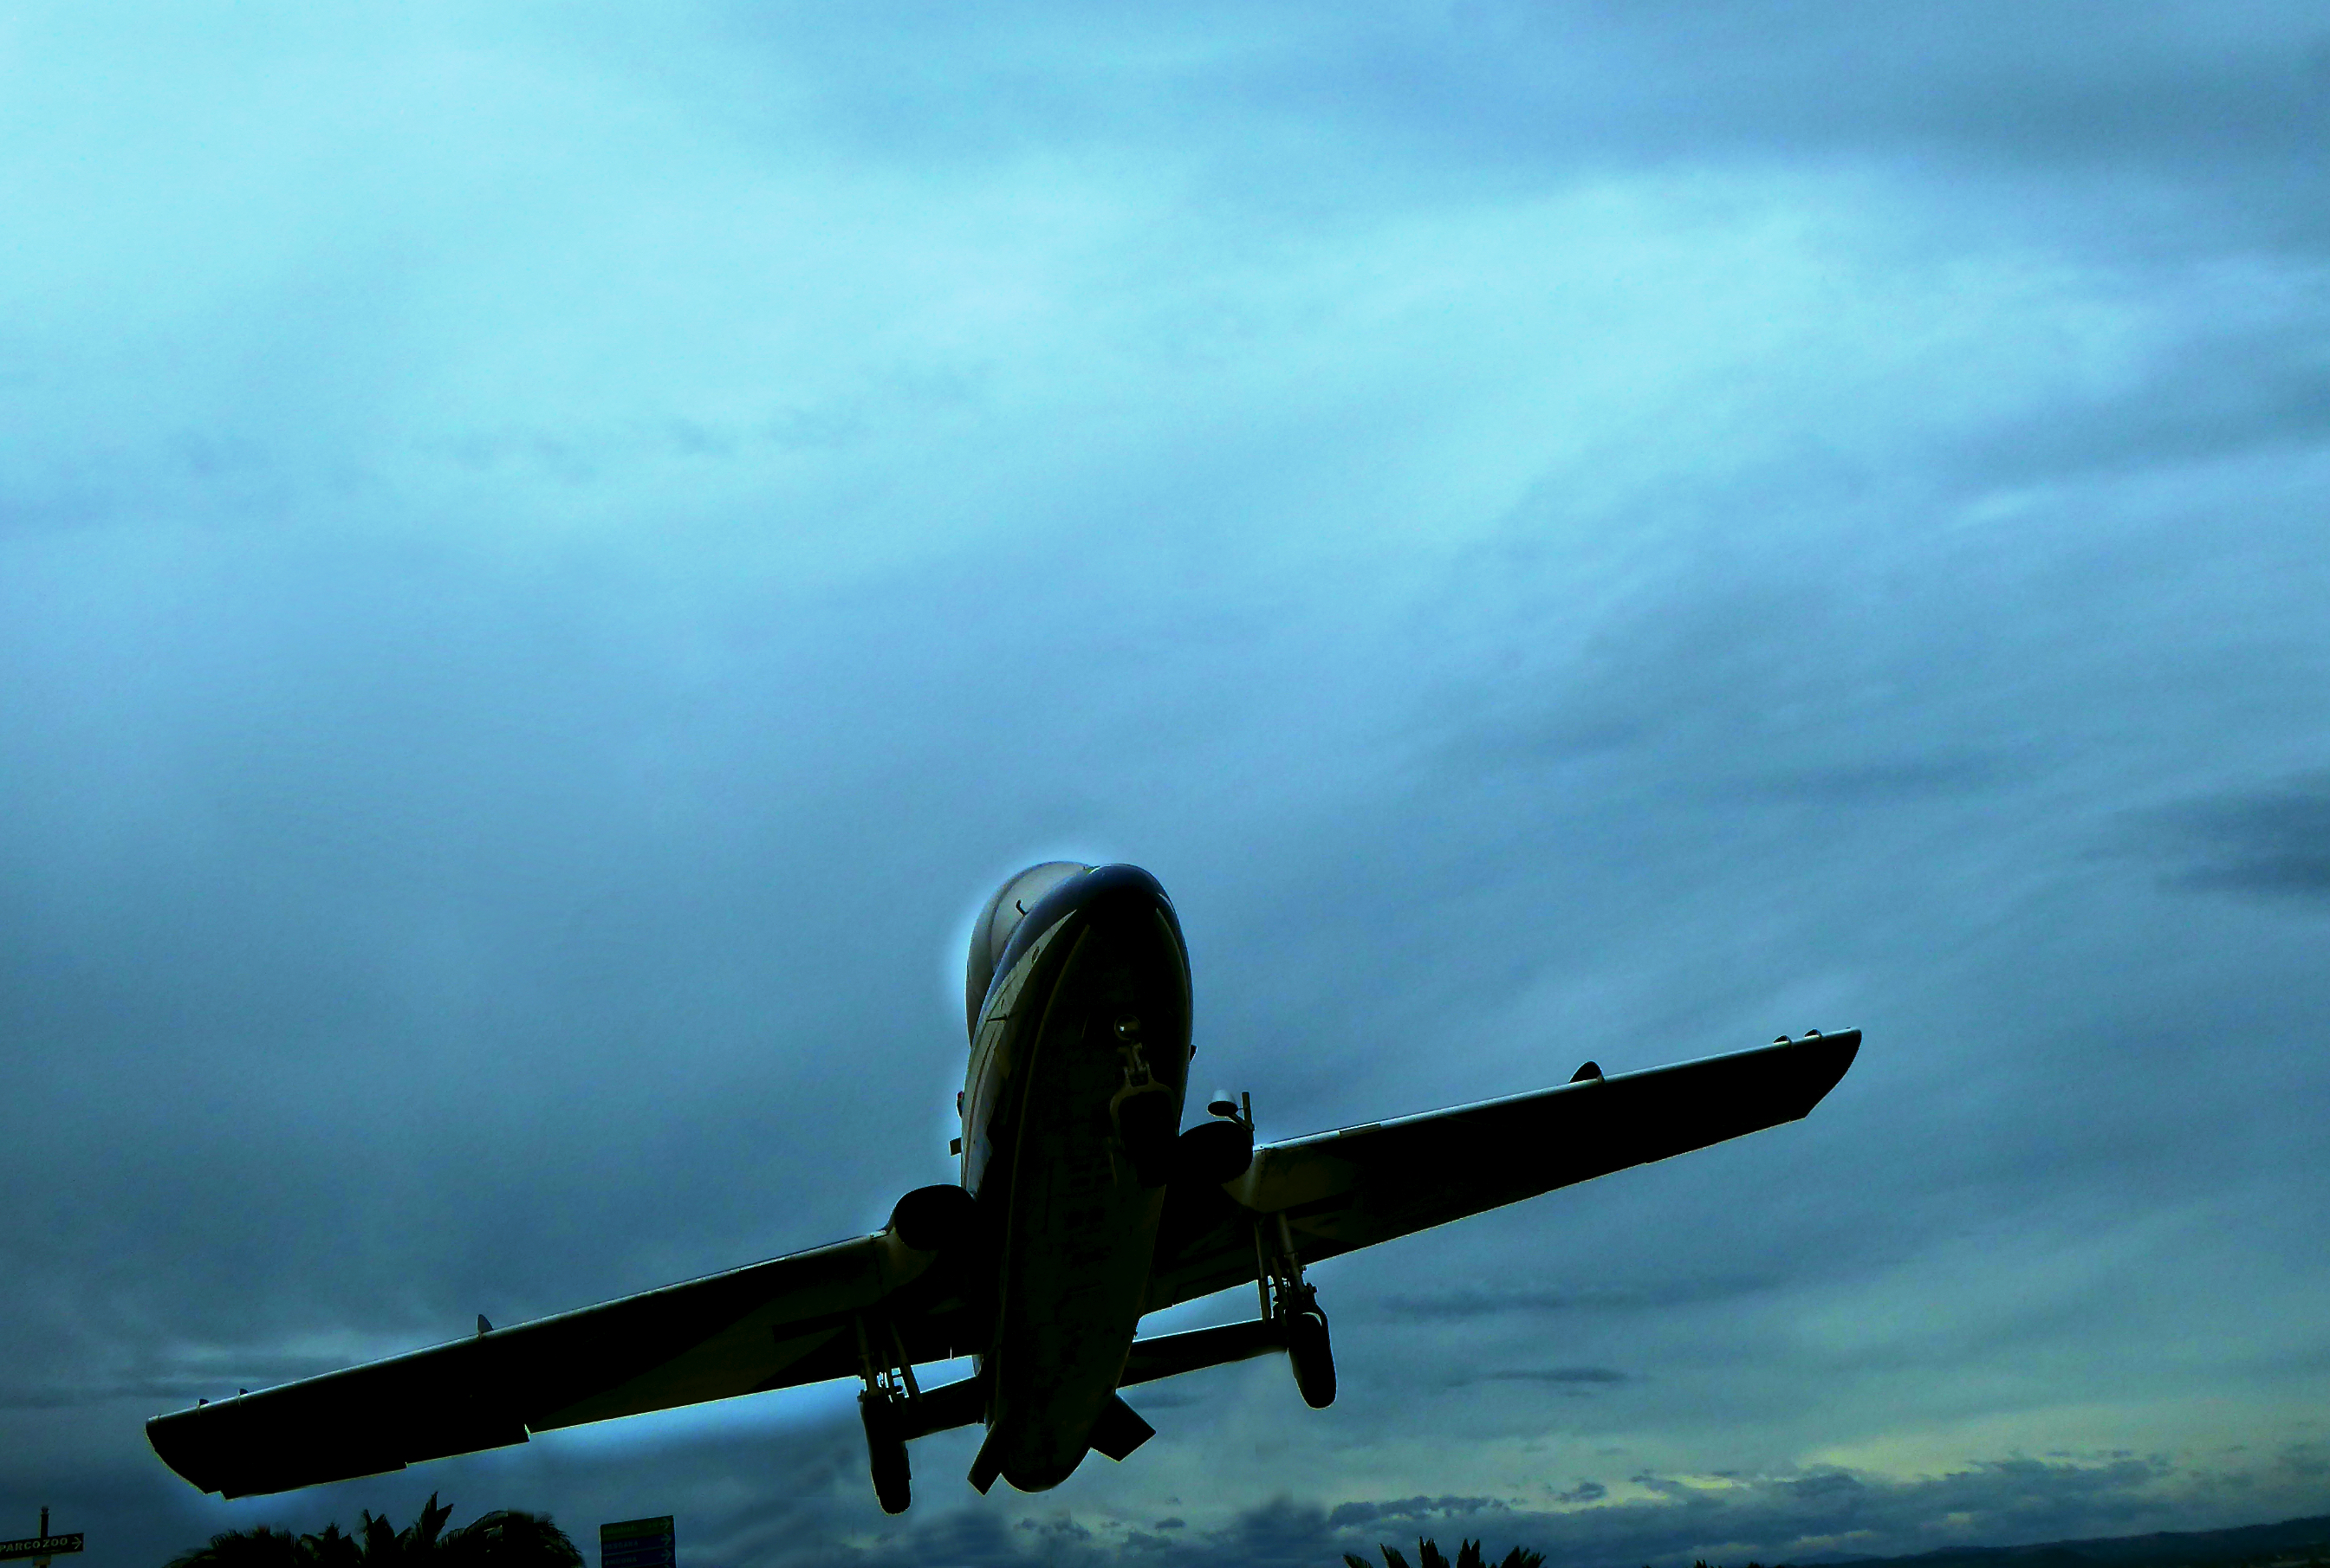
[711,1447,2327,1568]
[1447,1369,1634,1395]
[6,5,2330,1567]
[1327,1497,1513,1530]
[1383,1283,1771,1320]
[1165,1453,2317,1568]
[2146,773,2330,903]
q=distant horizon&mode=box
[1810,1508,2330,1568]
[126,1497,2330,1568]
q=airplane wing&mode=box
[151,1032,1858,1495]
[1145,1030,1859,1312]
[147,1228,969,1499]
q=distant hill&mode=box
[1821,1514,2330,1568]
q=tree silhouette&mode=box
[164,1526,308,1568]
[441,1513,584,1568]
[166,1496,582,1568]
[1346,1538,1547,1568]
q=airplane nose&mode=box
[1071,864,1174,923]
[1020,864,1183,961]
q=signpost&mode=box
[0,1509,82,1566]
[599,1517,673,1568]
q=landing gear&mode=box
[1286,1301,1336,1409]
[1256,1207,1337,1409]
[860,1390,912,1514]
[854,1316,923,1513]
[1106,1014,1179,1186]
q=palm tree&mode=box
[356,1493,454,1568]
[1346,1538,1548,1568]
[166,1497,581,1568]
[164,1526,306,1568]
[440,1513,582,1568]
[300,1526,360,1568]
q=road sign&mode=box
[599,1517,672,1568]
[2,1513,81,1565]
[0,1536,81,1563]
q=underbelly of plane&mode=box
[980,891,1189,1491]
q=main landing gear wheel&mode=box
[1287,1305,1336,1409]
[860,1390,912,1514]
[1254,1166,1335,1410]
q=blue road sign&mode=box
[599,1517,672,1568]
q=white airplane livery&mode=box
[149,862,1859,1513]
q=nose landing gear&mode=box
[1106,1014,1179,1187]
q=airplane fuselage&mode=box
[959,863,1191,1490]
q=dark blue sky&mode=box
[4,6,2328,1566]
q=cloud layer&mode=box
[4,4,2329,1566]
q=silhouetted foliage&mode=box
[166,1526,307,1568]
[1346,1539,1546,1568]
[302,1526,360,1568]
[166,1496,581,1568]
[441,1513,583,1568]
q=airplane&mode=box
[148,861,1859,1514]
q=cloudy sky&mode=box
[5,5,2329,1566]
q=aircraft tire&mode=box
[860,1392,912,1514]
[1287,1307,1336,1409]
